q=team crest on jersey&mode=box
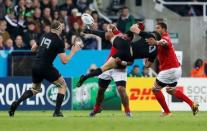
[46,84,70,106]
[149,45,156,53]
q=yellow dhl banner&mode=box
[124,78,162,111]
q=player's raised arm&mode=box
[130,24,159,40]
[59,43,81,64]
[83,28,106,40]
[53,21,82,64]
[83,24,121,41]
[146,36,169,46]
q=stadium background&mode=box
[0,0,206,114]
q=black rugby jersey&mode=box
[35,32,65,66]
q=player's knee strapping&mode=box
[31,83,42,93]
[53,78,67,88]
[152,81,162,92]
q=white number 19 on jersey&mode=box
[40,37,51,49]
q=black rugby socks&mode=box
[55,93,65,113]
[17,90,34,105]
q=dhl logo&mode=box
[130,88,156,100]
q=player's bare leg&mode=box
[76,57,118,87]
[89,79,110,117]
[89,87,106,117]
[52,76,67,117]
[166,87,199,116]
[9,83,41,117]
[152,81,172,117]
[117,85,132,117]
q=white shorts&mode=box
[98,69,127,82]
[156,66,182,84]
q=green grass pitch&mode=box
[0,111,206,131]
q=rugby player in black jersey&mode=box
[9,21,81,117]
[77,24,160,87]
[87,23,144,117]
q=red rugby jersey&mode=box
[157,32,180,71]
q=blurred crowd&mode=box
[0,0,138,51]
[127,65,157,77]
[190,58,207,77]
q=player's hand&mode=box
[30,40,38,52]
[130,24,141,34]
[115,57,127,66]
[106,24,113,32]
[107,24,118,32]
[71,44,81,53]
[90,23,96,29]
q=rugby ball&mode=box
[81,13,94,26]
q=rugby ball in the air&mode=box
[81,13,94,26]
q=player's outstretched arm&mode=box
[155,39,168,46]
[146,38,168,46]
[83,29,106,40]
[59,44,80,64]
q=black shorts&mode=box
[98,79,126,89]
[112,51,133,63]
[32,65,61,83]
[112,37,133,62]
[156,79,178,88]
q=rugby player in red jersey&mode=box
[144,22,199,117]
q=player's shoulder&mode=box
[161,32,170,40]
[46,32,59,40]
[48,33,63,44]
